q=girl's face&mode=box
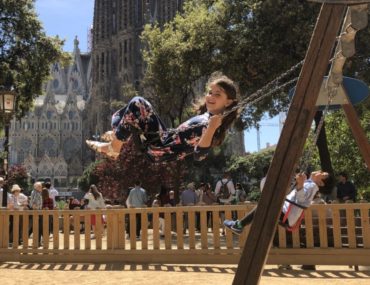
[205,83,233,115]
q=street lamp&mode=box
[0,88,17,207]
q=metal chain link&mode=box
[140,60,304,137]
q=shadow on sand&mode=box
[0,263,369,279]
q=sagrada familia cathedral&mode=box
[8,0,244,190]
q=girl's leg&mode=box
[87,97,165,158]
[223,206,257,235]
[112,96,166,143]
[238,206,257,227]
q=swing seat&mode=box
[289,76,369,110]
[279,199,307,232]
[279,211,305,232]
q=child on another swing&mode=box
[224,170,332,235]
[86,74,239,162]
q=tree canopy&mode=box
[0,0,64,117]
[307,102,370,192]
[141,0,321,128]
[142,1,370,129]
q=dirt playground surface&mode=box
[0,263,369,285]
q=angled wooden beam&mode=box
[233,4,347,285]
[342,102,370,170]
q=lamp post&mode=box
[0,88,17,208]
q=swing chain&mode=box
[236,60,304,111]
[142,60,304,137]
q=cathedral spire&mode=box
[73,36,80,54]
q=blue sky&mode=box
[34,0,281,152]
[35,0,94,52]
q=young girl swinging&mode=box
[86,74,239,162]
[224,170,332,235]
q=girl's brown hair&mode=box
[197,73,239,146]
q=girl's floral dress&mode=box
[112,96,211,162]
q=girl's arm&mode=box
[197,114,223,148]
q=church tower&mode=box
[8,38,91,188]
[88,0,184,135]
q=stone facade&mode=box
[8,38,91,188]
[87,0,185,133]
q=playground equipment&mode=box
[233,1,370,284]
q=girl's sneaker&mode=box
[224,220,243,235]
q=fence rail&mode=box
[0,203,369,265]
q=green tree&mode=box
[141,0,320,128]
[79,141,187,201]
[227,148,274,181]
[77,160,101,192]
[226,148,274,201]
[0,0,64,117]
[304,101,370,196]
[142,0,226,126]
[142,1,370,127]
[327,103,370,185]
[6,164,30,194]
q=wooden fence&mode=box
[0,203,369,265]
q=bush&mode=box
[247,186,261,202]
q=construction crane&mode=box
[256,112,286,151]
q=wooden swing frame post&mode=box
[233,3,348,285]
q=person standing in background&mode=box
[44,181,58,209]
[126,181,148,239]
[84,184,106,239]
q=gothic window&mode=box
[20,138,32,152]
[101,52,105,79]
[40,137,56,156]
[72,63,78,73]
[68,110,75,120]
[52,63,59,72]
[63,137,79,162]
[71,78,79,91]
[119,43,122,71]
[48,148,57,157]
[129,40,132,65]
[53,79,59,89]
[46,110,53,119]
[18,150,25,164]
[151,0,157,19]
[123,1,128,28]
[96,55,100,81]
[112,13,116,33]
[40,165,52,177]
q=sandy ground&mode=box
[0,263,369,285]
